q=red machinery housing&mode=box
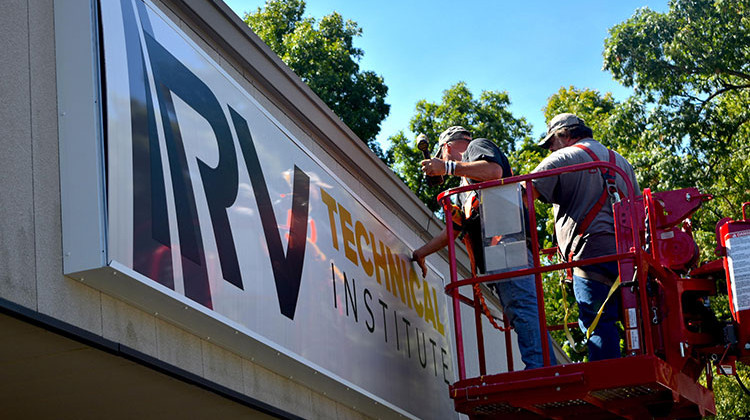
[439,160,748,419]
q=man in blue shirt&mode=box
[413,126,555,369]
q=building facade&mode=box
[0,1,516,418]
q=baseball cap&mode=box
[437,126,472,149]
[538,113,587,148]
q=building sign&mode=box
[100,0,453,417]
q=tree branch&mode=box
[699,83,750,110]
[722,69,750,82]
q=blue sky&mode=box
[223,0,670,147]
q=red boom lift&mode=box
[438,160,750,419]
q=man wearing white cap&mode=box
[529,113,639,361]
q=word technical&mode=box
[321,188,450,383]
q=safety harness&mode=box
[566,143,623,264]
[458,145,628,342]
[561,142,625,352]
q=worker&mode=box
[528,113,639,361]
[413,126,555,370]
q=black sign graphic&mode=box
[120,1,309,318]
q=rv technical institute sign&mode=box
[100,0,454,417]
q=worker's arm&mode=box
[412,226,460,277]
[421,158,503,182]
[455,160,503,181]
[523,180,541,200]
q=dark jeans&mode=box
[492,249,556,369]
[573,275,621,361]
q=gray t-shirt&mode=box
[531,139,639,283]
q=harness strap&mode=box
[566,144,621,264]
[586,276,622,340]
[560,277,581,352]
[561,276,622,352]
[473,284,510,332]
[461,234,510,332]
[558,144,624,351]
[572,144,618,236]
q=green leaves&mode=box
[243,0,305,55]
[603,0,750,266]
[244,1,390,157]
[604,0,750,106]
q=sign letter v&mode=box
[230,108,310,320]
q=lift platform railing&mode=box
[437,160,640,381]
[435,161,725,418]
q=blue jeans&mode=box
[573,275,621,361]
[491,250,556,369]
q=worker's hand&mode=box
[412,249,427,278]
[421,158,446,177]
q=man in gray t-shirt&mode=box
[529,113,639,361]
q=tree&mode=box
[244,0,390,158]
[603,0,750,109]
[386,82,533,212]
[712,363,750,419]
[603,0,750,260]
[544,86,616,134]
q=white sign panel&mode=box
[100,1,454,418]
[727,229,750,313]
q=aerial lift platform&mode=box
[438,160,750,419]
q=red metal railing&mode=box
[437,160,639,381]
